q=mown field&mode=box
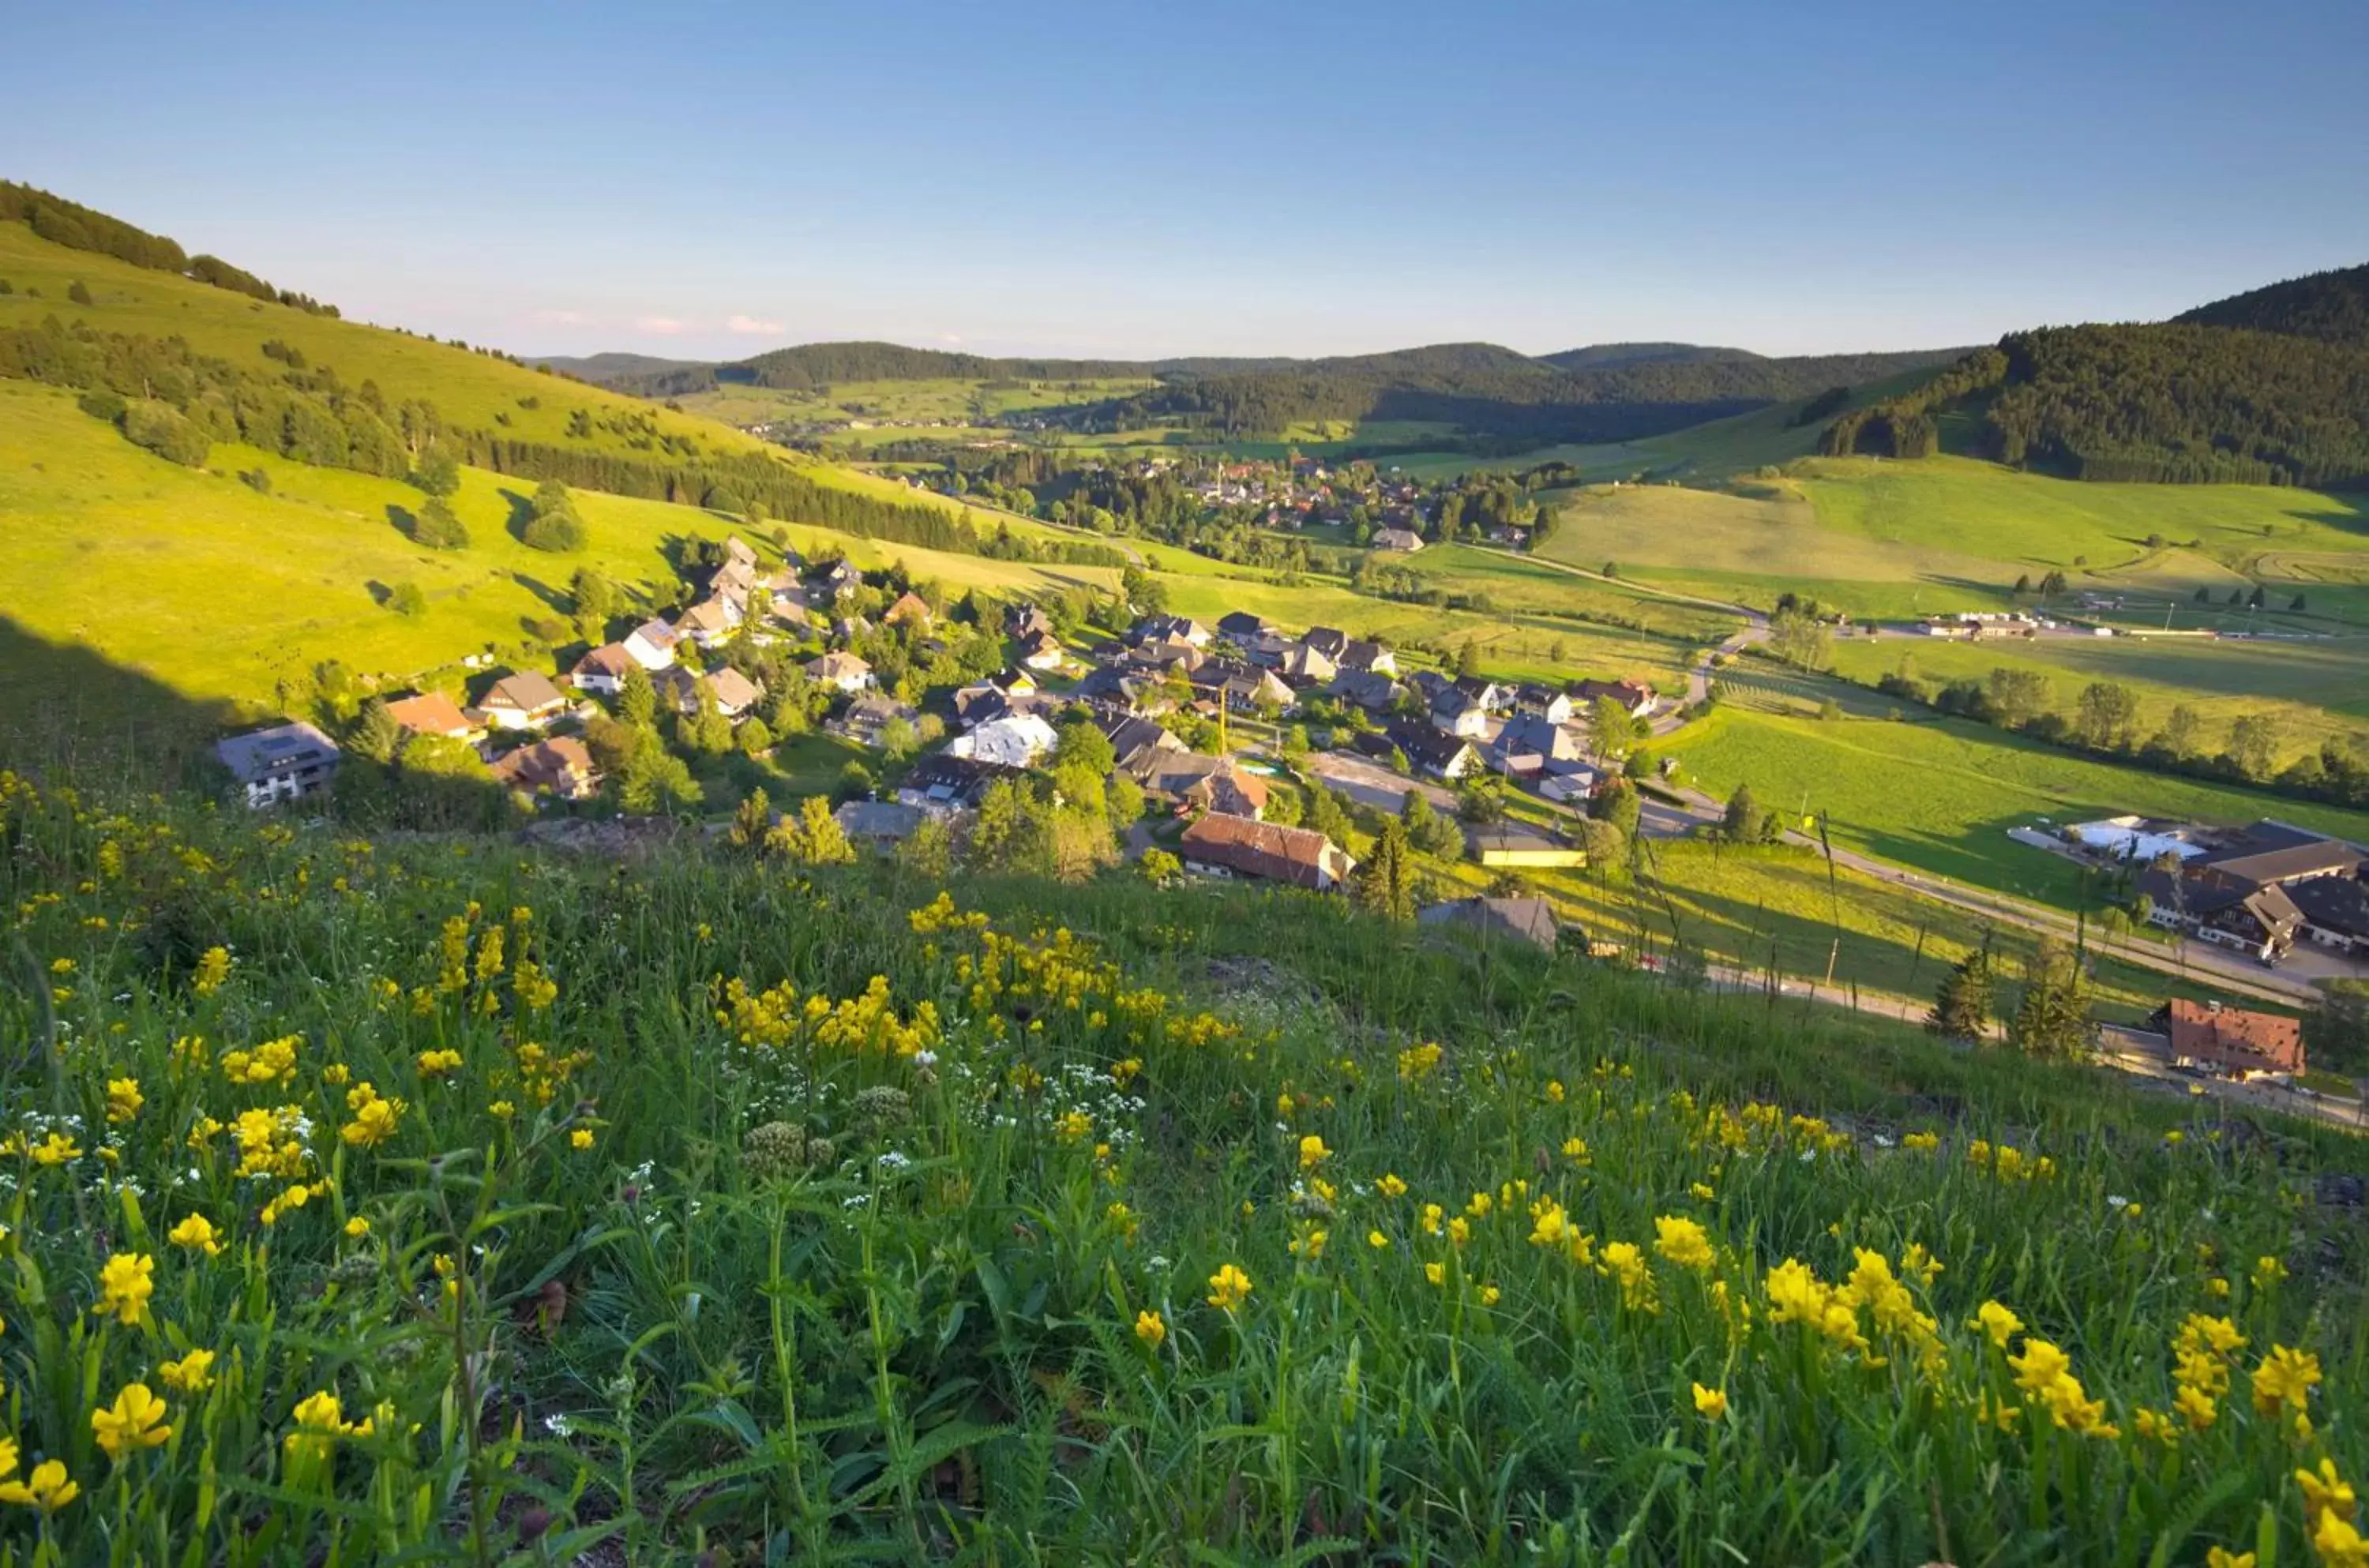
[1662,705,2369,906]
[1830,631,2369,759]
[1535,454,2369,625]
[0,769,2360,1563]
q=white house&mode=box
[1371,527,1425,553]
[623,620,680,671]
[481,671,569,731]
[569,643,637,696]
[216,722,340,810]
[947,712,1060,768]
[806,651,875,694]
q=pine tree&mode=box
[1355,818,1415,921]
[729,787,772,850]
[2007,939,2094,1060]
[1926,948,1994,1041]
[353,696,404,763]
[618,665,657,728]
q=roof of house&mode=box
[216,722,340,783]
[484,671,567,713]
[1374,720,1474,771]
[1492,715,1584,763]
[1338,638,1391,671]
[628,619,679,650]
[677,598,737,636]
[2194,821,2364,886]
[949,712,1059,767]
[2290,873,2369,940]
[1180,812,1349,889]
[1303,626,1349,658]
[885,591,933,625]
[834,799,926,842]
[1216,611,1270,636]
[490,736,595,793]
[1417,896,1560,951]
[708,667,764,712]
[1330,669,1400,707]
[807,651,873,678]
[899,752,1013,806]
[385,692,474,735]
[2160,998,2305,1073]
[572,643,636,679]
[1468,826,1572,858]
[1098,713,1181,767]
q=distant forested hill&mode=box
[1820,261,2369,487]
[2173,262,2369,347]
[535,351,715,385]
[602,336,1966,442]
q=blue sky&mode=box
[6,0,2366,361]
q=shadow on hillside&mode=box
[386,502,419,542]
[509,572,573,617]
[0,613,243,794]
[500,488,536,544]
[0,614,520,832]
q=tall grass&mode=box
[0,770,2361,1563]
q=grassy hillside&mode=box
[0,381,1114,727]
[0,771,2358,1562]
[1665,704,2369,903]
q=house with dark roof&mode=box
[1129,613,1209,648]
[2134,820,2361,963]
[1571,678,1657,719]
[834,799,926,848]
[1215,611,1270,640]
[2290,872,2369,954]
[1418,896,1561,951]
[1190,661,1293,713]
[1514,685,1576,724]
[832,695,920,748]
[1360,721,1479,780]
[490,736,599,801]
[1338,639,1397,676]
[1006,602,1056,642]
[2153,998,2305,1078]
[1097,712,1184,773]
[1302,626,1350,660]
[1132,752,1268,819]
[569,643,638,696]
[895,753,1014,815]
[1487,715,1586,778]
[216,722,340,809]
[1179,812,1353,891]
[1328,669,1402,712]
[1430,685,1492,739]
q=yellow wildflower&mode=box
[2251,1345,2322,1416]
[1367,1229,1390,1251]
[344,1216,370,1240]
[1691,1383,1728,1421]
[159,1349,216,1395]
[1477,1283,1502,1307]
[105,1076,143,1123]
[2315,1514,2369,1568]
[95,1252,155,1326]
[32,1131,82,1167]
[1425,1262,1446,1286]
[2298,1457,2359,1533]
[1297,1134,1329,1171]
[1600,1241,1657,1312]
[2254,1255,2289,1288]
[1134,1310,1166,1348]
[415,1048,463,1078]
[91,1382,173,1459]
[2204,1549,2253,1568]
[571,1128,595,1151]
[167,1214,222,1258]
[191,946,232,997]
[1973,1300,2022,1347]
[1902,1131,1939,1151]
[1377,1172,1408,1199]
[1206,1263,1252,1311]
[1652,1214,1715,1273]
[0,1458,79,1512]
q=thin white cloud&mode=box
[532,308,593,327]
[726,313,785,336]
[636,316,688,335]
[937,333,963,345]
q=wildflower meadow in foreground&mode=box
[0,771,2361,1563]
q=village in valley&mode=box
[211,500,2369,1116]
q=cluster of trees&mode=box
[1925,938,2095,1058]
[520,480,587,553]
[1819,349,2010,460]
[1,181,336,315]
[2172,261,2369,347]
[1872,660,2369,807]
[1821,305,2369,489]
